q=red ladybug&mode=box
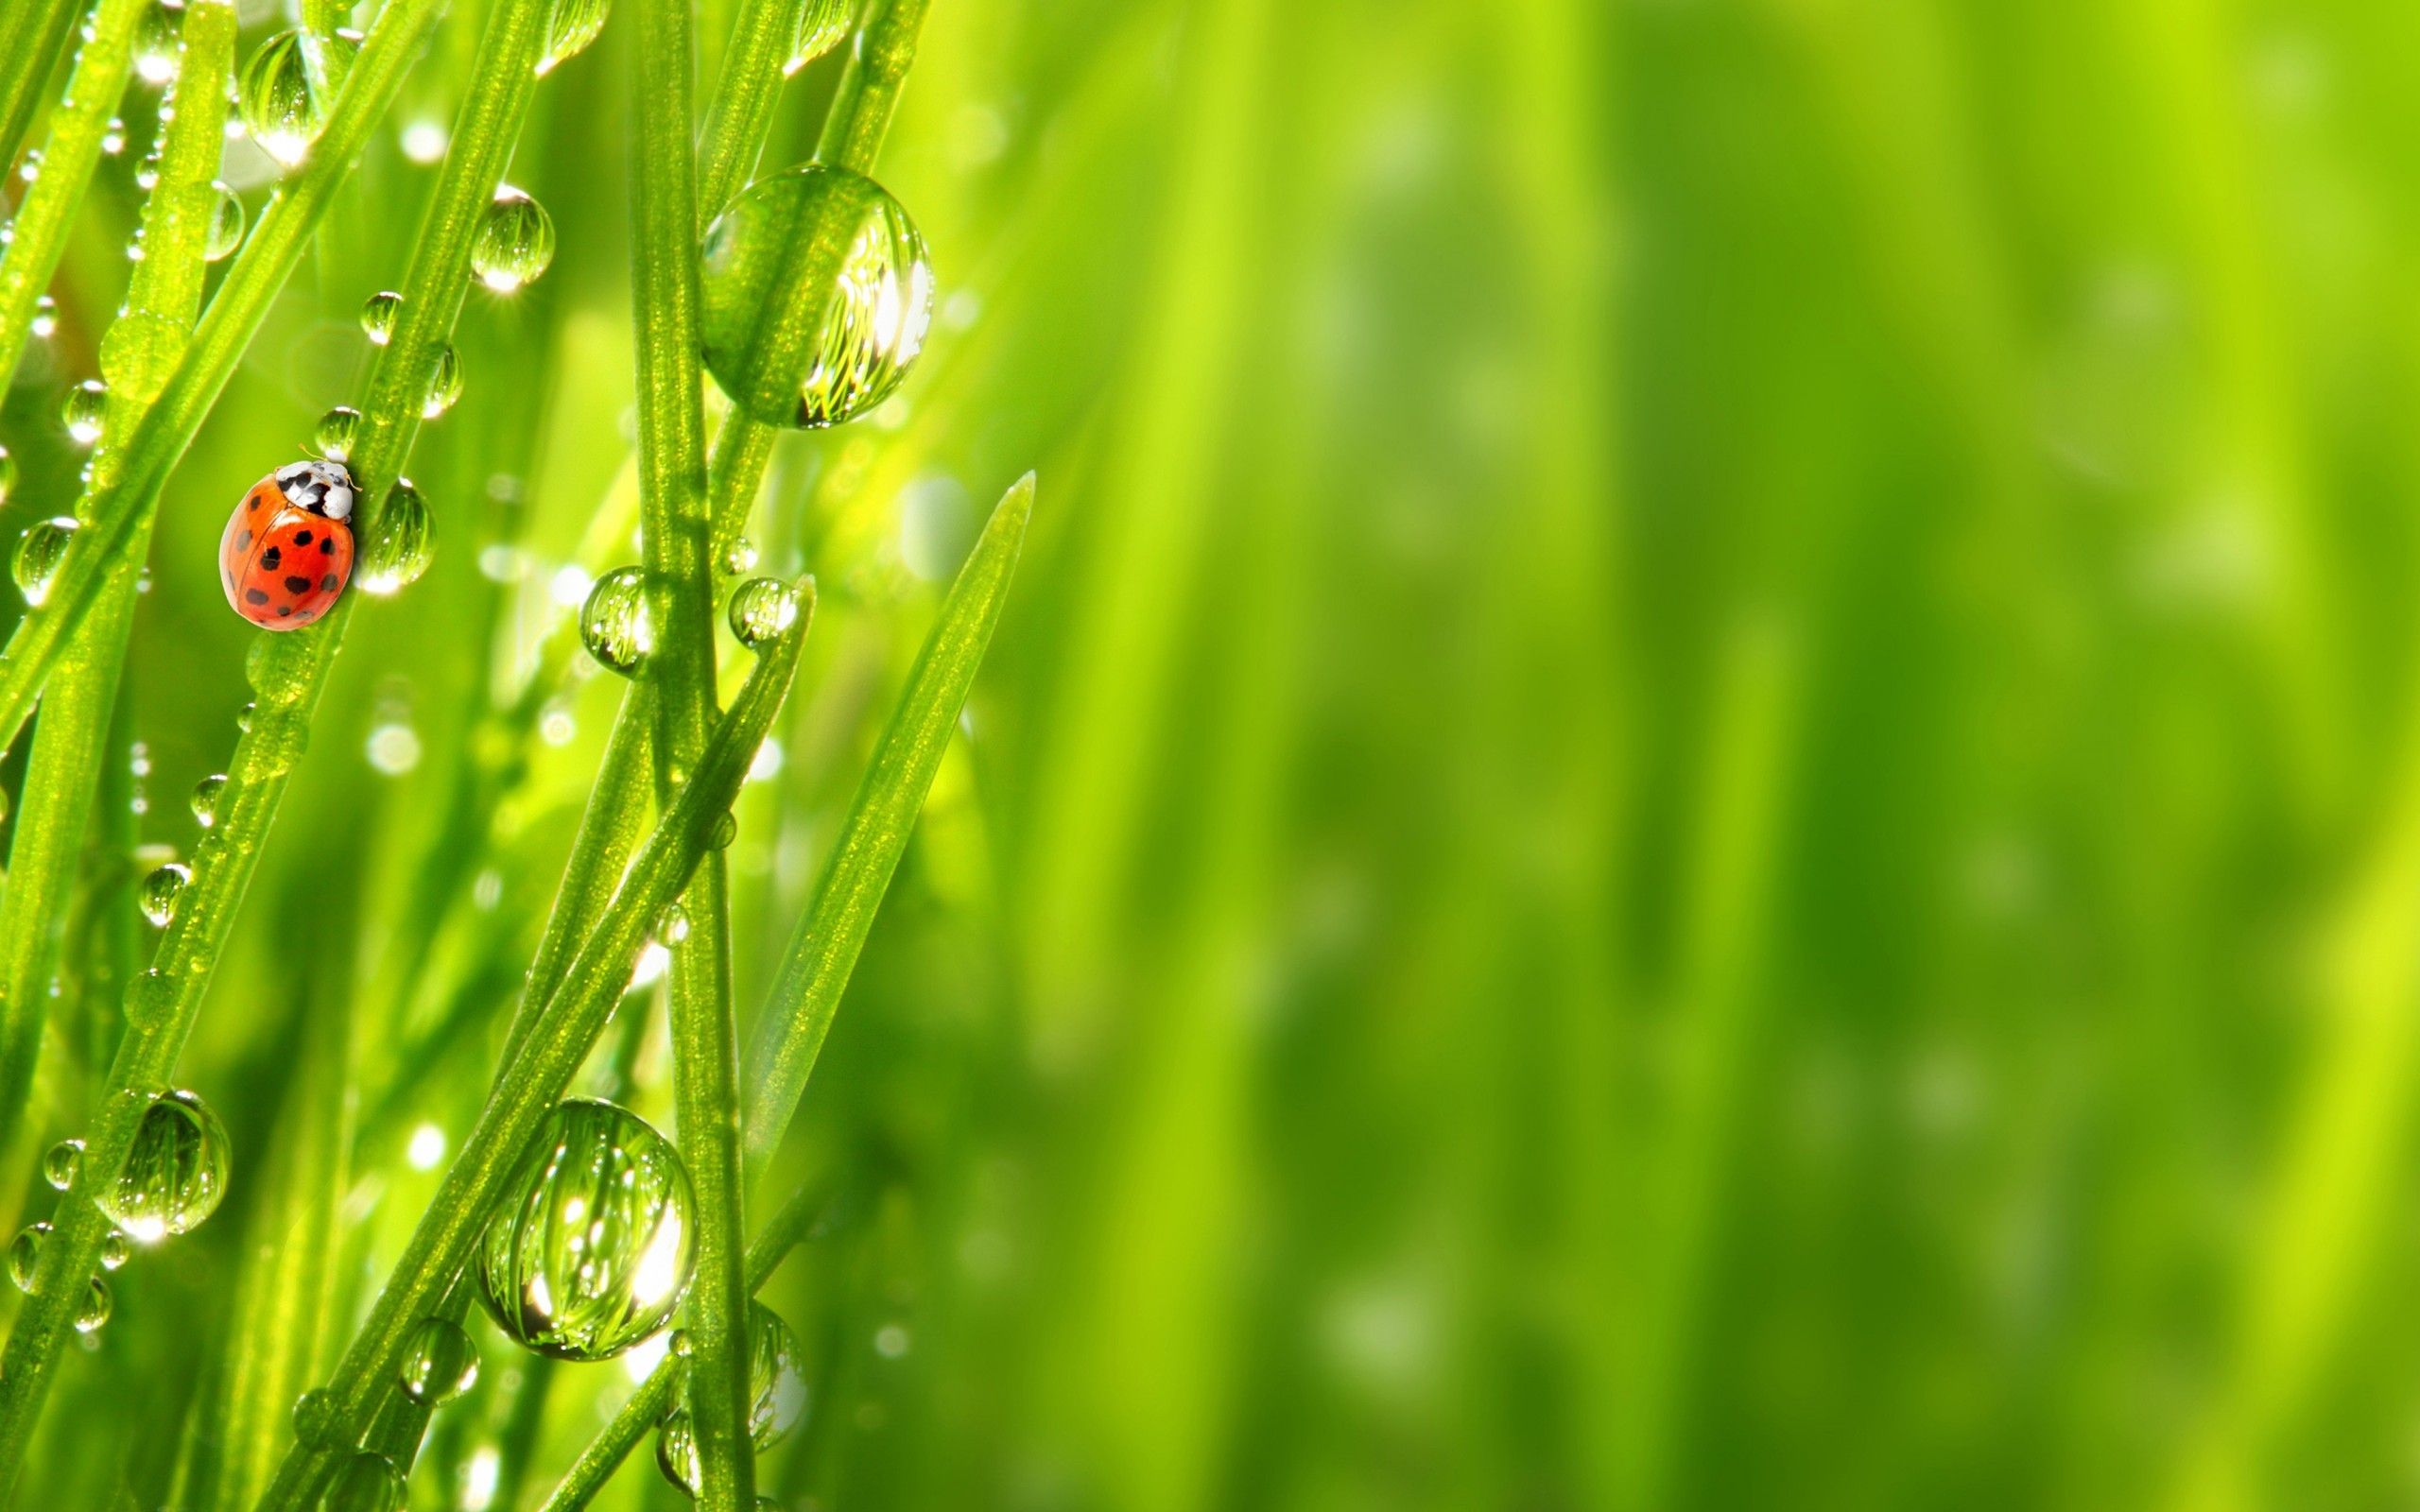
[219,460,356,629]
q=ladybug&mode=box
[219,459,356,630]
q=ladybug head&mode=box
[274,459,357,524]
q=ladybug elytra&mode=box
[219,460,356,630]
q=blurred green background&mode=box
[31,0,2417,1505]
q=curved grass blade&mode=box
[0,0,80,172]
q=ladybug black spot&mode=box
[320,538,335,554]
[284,575,311,594]
[320,574,340,592]
[276,605,292,617]
[294,530,313,546]
[245,589,268,606]
[260,546,282,570]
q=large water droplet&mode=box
[43,1139,82,1190]
[99,1089,230,1242]
[61,379,108,446]
[133,3,182,86]
[360,289,401,344]
[324,1450,406,1512]
[784,0,852,73]
[579,566,652,676]
[9,1223,48,1290]
[139,862,190,926]
[700,164,933,429]
[14,517,78,607]
[315,404,361,459]
[238,29,358,167]
[359,479,431,595]
[398,1315,479,1406]
[471,186,555,293]
[190,773,226,827]
[473,1097,696,1360]
[75,1276,111,1332]
[204,182,245,260]
[536,0,609,74]
[422,344,462,418]
[727,577,800,647]
[654,1302,810,1491]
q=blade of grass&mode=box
[0,0,79,174]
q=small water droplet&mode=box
[422,345,462,418]
[655,902,690,945]
[360,289,401,344]
[74,1276,111,1333]
[398,1315,479,1406]
[30,296,56,339]
[359,479,431,595]
[14,517,78,606]
[315,404,361,459]
[9,1223,49,1290]
[190,773,226,827]
[98,1231,129,1270]
[135,149,160,190]
[61,380,108,446]
[133,4,181,85]
[204,182,245,260]
[473,1098,696,1360]
[783,0,852,73]
[700,165,933,429]
[0,445,14,505]
[101,117,127,157]
[238,29,357,167]
[236,701,254,732]
[292,1386,338,1444]
[707,811,736,850]
[43,1139,82,1191]
[727,576,800,647]
[579,567,652,676]
[99,1089,230,1242]
[324,1450,405,1512]
[139,862,190,926]
[720,535,758,576]
[535,0,609,74]
[471,186,555,292]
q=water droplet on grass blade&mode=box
[655,1303,809,1490]
[190,773,226,827]
[472,187,555,292]
[359,479,431,594]
[238,29,357,166]
[43,1140,81,1190]
[204,182,244,260]
[398,1315,479,1406]
[422,344,462,418]
[15,517,78,606]
[292,1386,338,1444]
[30,296,56,339]
[99,1089,230,1241]
[0,446,14,506]
[474,1098,697,1360]
[708,812,736,850]
[536,0,609,74]
[62,380,107,445]
[139,862,189,926]
[99,1231,129,1270]
[728,576,800,647]
[720,535,757,575]
[360,289,401,343]
[325,1451,406,1512]
[700,165,934,429]
[784,0,852,73]
[74,1277,110,1332]
[134,4,182,85]
[580,567,651,675]
[315,404,360,459]
[9,1223,48,1290]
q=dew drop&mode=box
[135,149,160,190]
[536,0,609,75]
[422,344,462,418]
[190,773,226,827]
[720,535,758,576]
[471,186,555,293]
[655,902,690,946]
[204,182,245,261]
[292,1386,338,1444]
[579,566,652,676]
[783,0,853,74]
[473,1098,696,1360]
[99,1230,129,1270]
[139,862,190,926]
[700,164,933,429]
[360,289,401,344]
[314,404,361,459]
[727,576,800,647]
[9,1223,48,1291]
[43,1139,81,1191]
[707,811,736,850]
[133,4,182,86]
[654,1302,809,1491]
[14,517,78,607]
[324,1450,406,1512]
[61,379,108,446]
[398,1315,479,1406]
[99,1089,230,1242]
[101,117,127,157]
[359,478,432,595]
[30,295,56,339]
[236,700,255,732]
[237,29,357,167]
[74,1276,111,1333]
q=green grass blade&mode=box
[0,0,78,172]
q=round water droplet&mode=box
[707,812,736,850]
[720,535,757,576]
[74,1276,111,1333]
[191,773,226,827]
[14,516,78,607]
[471,186,555,292]
[360,289,402,344]
[654,1302,810,1491]
[536,0,609,74]
[43,1139,82,1191]
[398,1315,479,1406]
[98,1089,230,1242]
[359,479,431,595]
[139,862,190,926]
[134,3,182,86]
[292,1386,338,1445]
[102,117,127,157]
[700,164,934,429]
[9,1223,48,1291]
[727,576,800,647]
[422,344,462,418]
[30,296,57,339]
[474,1097,697,1360]
[135,150,160,191]
[315,404,361,459]
[579,567,652,676]
[324,1450,405,1512]
[204,182,245,260]
[61,379,108,446]
[783,0,852,74]
[99,1230,129,1270]
[655,902,690,946]
[0,445,15,506]
[238,29,357,167]
[236,701,255,732]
